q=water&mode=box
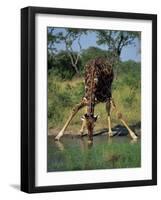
[47,134,141,172]
[48,134,136,151]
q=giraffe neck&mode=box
[87,63,96,117]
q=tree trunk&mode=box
[72,63,80,75]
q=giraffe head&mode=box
[81,114,99,128]
[82,114,99,142]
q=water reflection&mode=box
[51,134,140,152]
[55,141,64,151]
[48,134,141,172]
[79,138,87,151]
[130,138,138,144]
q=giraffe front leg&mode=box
[107,116,113,137]
[79,106,87,136]
[111,99,138,140]
[80,119,86,136]
[120,117,138,140]
[106,99,113,137]
[55,100,86,141]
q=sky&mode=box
[48,28,141,62]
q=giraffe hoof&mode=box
[108,132,113,137]
[55,136,60,141]
[79,131,84,136]
[130,139,138,144]
[129,131,138,140]
[131,135,138,140]
[55,134,61,141]
[55,131,64,141]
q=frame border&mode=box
[21,6,157,193]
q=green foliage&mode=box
[81,46,108,66]
[47,28,60,54]
[49,28,88,74]
[47,28,140,78]
[96,30,140,57]
[48,75,84,128]
[114,61,140,107]
[48,51,82,79]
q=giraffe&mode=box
[55,57,138,143]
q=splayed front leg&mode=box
[79,106,87,136]
[106,99,114,137]
[79,119,86,136]
[120,118,138,140]
[55,99,87,141]
[107,116,113,137]
[111,99,138,140]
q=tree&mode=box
[47,28,59,54]
[56,28,87,74]
[96,30,139,58]
[81,46,108,66]
[47,28,60,70]
[96,30,140,79]
[48,51,82,79]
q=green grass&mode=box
[47,138,141,171]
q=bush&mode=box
[48,51,82,80]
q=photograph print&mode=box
[47,27,141,172]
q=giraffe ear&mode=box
[81,116,85,121]
[94,115,100,121]
[84,113,89,119]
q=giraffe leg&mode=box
[79,106,87,136]
[106,99,113,137]
[55,99,86,141]
[111,99,138,140]
[80,118,86,136]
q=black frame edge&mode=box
[21,7,30,193]
[21,7,36,193]
[32,180,155,193]
[24,6,157,20]
[152,14,157,185]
